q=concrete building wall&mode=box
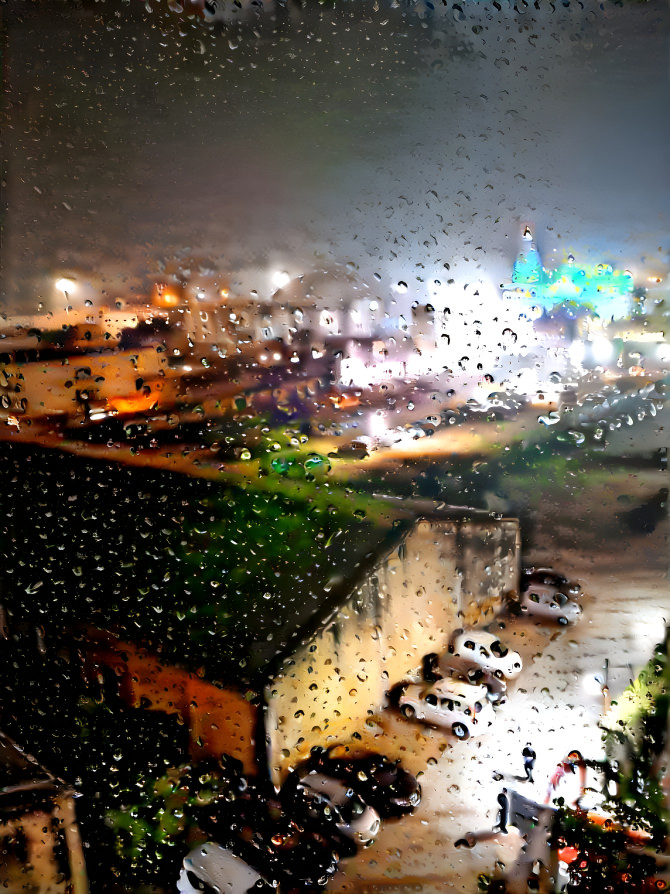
[82,634,259,775]
[266,517,519,782]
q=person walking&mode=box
[522,743,536,783]
[495,787,509,833]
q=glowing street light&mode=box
[272,270,291,290]
[55,277,77,306]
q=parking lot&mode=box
[328,458,670,893]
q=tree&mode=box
[553,630,670,892]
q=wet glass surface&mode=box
[1,1,670,891]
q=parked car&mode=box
[375,427,407,449]
[270,828,339,893]
[195,788,339,892]
[335,435,374,459]
[521,566,582,598]
[461,392,526,422]
[327,386,361,410]
[446,629,523,680]
[422,652,508,705]
[295,748,421,818]
[177,842,274,894]
[512,582,583,625]
[413,414,442,436]
[280,771,381,857]
[195,779,270,845]
[394,678,495,738]
[400,424,427,440]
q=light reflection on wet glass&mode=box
[1,1,669,892]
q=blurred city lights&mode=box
[569,340,586,368]
[590,336,615,365]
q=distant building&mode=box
[0,308,141,351]
[502,228,635,322]
[0,343,172,422]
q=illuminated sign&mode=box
[505,234,634,319]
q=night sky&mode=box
[3,0,669,314]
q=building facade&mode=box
[265,514,520,783]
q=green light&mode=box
[507,243,635,319]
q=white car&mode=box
[397,679,495,739]
[413,415,442,436]
[517,582,583,625]
[375,428,406,449]
[521,566,582,598]
[178,842,273,894]
[447,629,523,680]
[423,652,508,706]
[294,772,381,850]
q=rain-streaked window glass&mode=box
[1,1,669,892]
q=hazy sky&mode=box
[3,0,669,314]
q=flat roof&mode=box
[0,442,501,690]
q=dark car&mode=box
[196,785,339,892]
[334,435,373,459]
[269,825,339,893]
[290,748,421,819]
[280,769,380,858]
